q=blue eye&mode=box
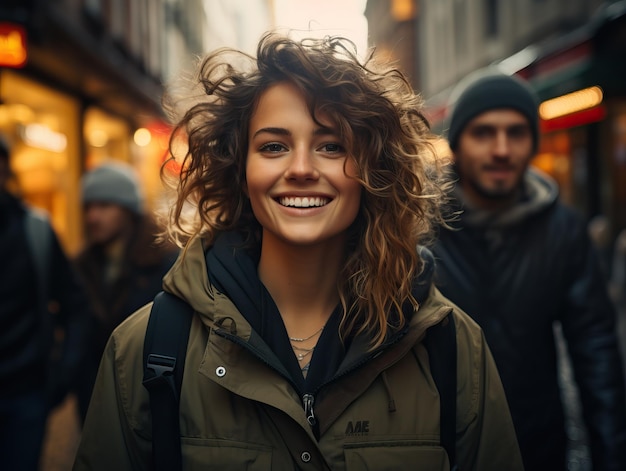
[259,143,286,152]
[321,143,345,154]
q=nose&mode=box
[284,145,319,181]
[493,130,511,158]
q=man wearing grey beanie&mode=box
[72,161,178,424]
[432,69,626,471]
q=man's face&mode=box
[455,109,534,208]
[83,202,133,246]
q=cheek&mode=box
[244,166,272,219]
[514,142,534,162]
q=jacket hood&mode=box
[162,236,215,319]
[454,167,559,228]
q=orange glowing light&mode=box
[539,86,603,120]
[0,23,27,68]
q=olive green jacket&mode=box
[73,237,523,470]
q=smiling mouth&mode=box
[278,196,330,208]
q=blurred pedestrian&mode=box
[72,161,177,424]
[73,33,523,470]
[432,69,626,471]
[0,133,90,471]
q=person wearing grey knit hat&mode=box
[433,67,626,471]
[442,68,541,210]
[445,68,540,153]
[74,161,177,424]
[80,161,144,247]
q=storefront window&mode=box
[84,107,131,169]
[0,70,81,253]
[83,108,172,214]
[534,131,574,204]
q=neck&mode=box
[258,231,344,338]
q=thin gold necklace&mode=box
[288,324,325,343]
[292,346,314,362]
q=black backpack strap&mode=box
[142,291,194,471]
[424,312,458,471]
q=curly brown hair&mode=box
[162,32,450,348]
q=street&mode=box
[40,395,81,471]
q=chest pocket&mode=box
[344,443,449,470]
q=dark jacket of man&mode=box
[432,167,626,471]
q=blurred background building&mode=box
[0,0,272,256]
[1,0,623,297]
[366,0,626,241]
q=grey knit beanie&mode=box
[81,161,143,214]
[445,68,540,152]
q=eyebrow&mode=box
[251,126,336,139]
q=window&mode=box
[485,0,499,38]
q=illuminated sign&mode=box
[0,22,27,68]
[541,105,606,133]
[539,86,603,120]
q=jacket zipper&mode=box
[303,393,316,425]
[215,331,323,428]
[216,326,412,428]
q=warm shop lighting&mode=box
[21,124,67,153]
[0,103,35,124]
[0,23,27,68]
[89,129,108,148]
[134,128,152,147]
[539,86,603,120]
[392,0,416,21]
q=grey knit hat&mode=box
[81,161,143,214]
[445,68,540,152]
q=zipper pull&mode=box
[302,393,316,426]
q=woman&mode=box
[74,33,522,470]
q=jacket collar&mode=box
[449,166,559,229]
[163,232,446,393]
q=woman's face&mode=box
[246,82,361,249]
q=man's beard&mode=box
[468,177,520,202]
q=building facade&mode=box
[0,0,209,253]
[0,0,275,254]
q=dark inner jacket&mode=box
[432,167,626,471]
[205,231,433,427]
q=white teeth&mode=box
[279,196,329,208]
